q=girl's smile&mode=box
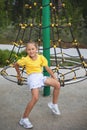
[26,43,38,60]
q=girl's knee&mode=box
[33,95,39,102]
[58,82,60,88]
[56,81,60,89]
[31,88,39,102]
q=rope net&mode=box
[0,0,87,86]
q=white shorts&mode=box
[27,73,48,90]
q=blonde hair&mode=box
[26,42,38,49]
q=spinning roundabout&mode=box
[0,45,87,86]
[0,0,87,87]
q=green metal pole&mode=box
[42,0,50,96]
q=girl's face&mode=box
[26,43,38,58]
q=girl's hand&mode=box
[51,75,57,80]
[17,75,21,80]
[17,77,23,85]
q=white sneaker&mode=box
[48,102,61,115]
[19,118,33,129]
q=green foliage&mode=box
[0,0,7,28]
[0,49,10,67]
[0,0,87,46]
[0,49,26,67]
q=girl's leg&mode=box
[44,78,61,115]
[44,78,60,104]
[23,88,39,118]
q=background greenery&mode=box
[0,49,26,67]
[0,0,87,46]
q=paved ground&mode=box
[0,72,87,130]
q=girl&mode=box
[14,42,60,129]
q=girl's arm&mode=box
[14,63,21,80]
[45,66,57,80]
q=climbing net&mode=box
[0,0,87,86]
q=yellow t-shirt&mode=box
[17,54,48,74]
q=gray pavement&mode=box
[0,73,87,130]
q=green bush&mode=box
[0,49,10,67]
[0,49,26,67]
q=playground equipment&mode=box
[0,0,87,91]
